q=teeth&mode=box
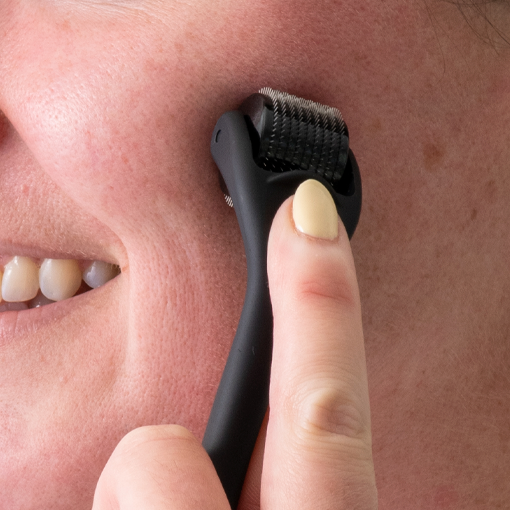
[0,256,120,310]
[82,261,120,289]
[2,256,40,302]
[39,259,82,302]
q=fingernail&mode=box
[292,179,339,240]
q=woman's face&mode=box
[1,0,508,507]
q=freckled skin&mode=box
[0,0,510,508]
[422,142,446,173]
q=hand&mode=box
[92,179,377,510]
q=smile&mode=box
[0,256,120,311]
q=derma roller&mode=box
[202,88,362,509]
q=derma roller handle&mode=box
[203,112,275,510]
[202,111,362,509]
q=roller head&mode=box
[239,87,352,195]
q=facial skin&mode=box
[1,0,510,508]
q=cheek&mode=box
[1,1,364,258]
[1,0,424,231]
[1,0,395,230]
[2,1,375,176]
[0,0,250,451]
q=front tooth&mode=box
[2,256,40,302]
[82,261,120,288]
[39,259,82,301]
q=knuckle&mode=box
[290,384,371,447]
[293,256,359,312]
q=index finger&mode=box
[264,180,377,510]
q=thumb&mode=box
[92,425,230,510]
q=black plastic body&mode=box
[202,110,362,509]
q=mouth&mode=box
[0,255,120,312]
[0,246,124,349]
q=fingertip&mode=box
[111,424,199,458]
[267,187,358,312]
[292,179,339,240]
[93,425,229,510]
[268,180,352,260]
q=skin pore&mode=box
[1,0,510,508]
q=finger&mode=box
[237,410,268,510]
[92,425,230,510]
[264,179,377,510]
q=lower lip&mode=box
[0,280,113,348]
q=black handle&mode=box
[203,111,362,509]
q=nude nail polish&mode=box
[292,179,339,240]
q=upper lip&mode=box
[1,110,128,270]
[0,172,127,271]
[0,241,123,267]
[0,186,127,269]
